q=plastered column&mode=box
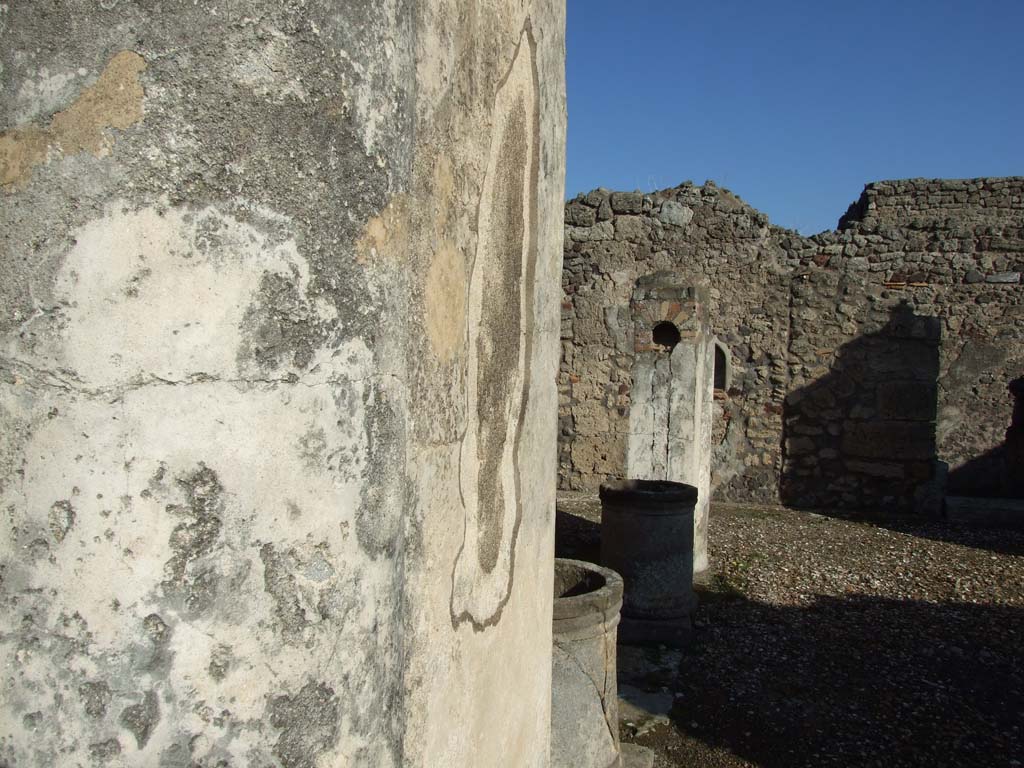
[0,2,565,766]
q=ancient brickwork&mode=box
[560,177,1024,511]
[802,178,1024,506]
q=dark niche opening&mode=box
[652,321,680,351]
[714,343,729,390]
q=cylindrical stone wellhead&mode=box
[551,558,624,768]
[599,479,698,647]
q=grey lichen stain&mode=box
[474,93,528,573]
[260,543,309,642]
[89,738,122,762]
[328,385,364,484]
[208,643,234,681]
[268,681,340,768]
[142,462,169,499]
[162,464,224,615]
[159,740,197,768]
[80,680,112,718]
[356,382,406,560]
[297,427,328,471]
[120,689,160,749]
[48,499,75,542]
[0,402,32,497]
[139,613,174,674]
[193,212,225,256]
[237,270,327,373]
[143,612,169,645]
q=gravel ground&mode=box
[555,494,1024,768]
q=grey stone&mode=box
[585,188,610,207]
[986,271,1020,283]
[962,268,987,284]
[568,220,616,242]
[620,743,656,768]
[610,191,643,214]
[565,201,597,227]
[657,200,694,228]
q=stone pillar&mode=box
[0,3,565,766]
[626,279,714,574]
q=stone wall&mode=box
[561,183,793,503]
[560,177,1023,511]
[0,3,565,767]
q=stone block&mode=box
[610,192,643,214]
[876,380,938,421]
[845,459,905,479]
[565,202,597,227]
[568,220,615,242]
[786,436,817,455]
[574,402,611,435]
[657,200,694,229]
[986,271,1020,283]
[964,269,985,284]
[614,215,651,241]
[585,188,610,208]
[841,421,936,460]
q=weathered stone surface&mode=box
[566,201,597,227]
[1,3,566,766]
[876,380,938,421]
[986,271,1020,283]
[657,200,694,228]
[561,176,1024,511]
[568,220,615,242]
[842,421,936,460]
[610,191,643,214]
[965,269,985,284]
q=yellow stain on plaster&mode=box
[1,51,146,190]
[356,154,467,361]
[424,239,466,363]
[422,153,468,361]
[355,196,408,265]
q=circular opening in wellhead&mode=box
[554,562,606,599]
[552,558,624,621]
[599,478,699,507]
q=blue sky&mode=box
[566,1,1024,234]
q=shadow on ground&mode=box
[649,589,1024,768]
[555,505,601,563]
[556,495,1024,767]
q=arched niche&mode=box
[713,340,731,391]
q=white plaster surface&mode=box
[628,334,715,574]
[1,1,566,765]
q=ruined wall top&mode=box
[837,177,1024,231]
